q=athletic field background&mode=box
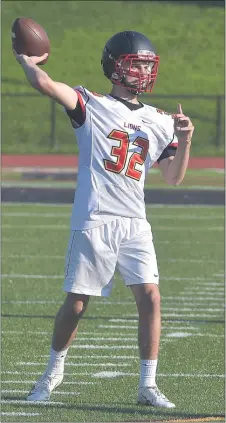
[2,0,225,156]
[1,1,225,421]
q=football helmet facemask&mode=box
[101,31,160,95]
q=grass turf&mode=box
[1,203,224,422]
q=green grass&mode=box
[1,203,225,422]
[2,1,225,155]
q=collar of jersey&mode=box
[106,94,144,111]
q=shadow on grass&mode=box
[174,0,225,7]
[1,395,225,420]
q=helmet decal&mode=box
[137,50,155,57]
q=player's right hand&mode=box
[13,48,48,65]
[173,103,194,144]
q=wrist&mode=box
[19,56,32,67]
[177,137,192,147]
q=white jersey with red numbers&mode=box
[66,86,178,230]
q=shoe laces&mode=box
[151,386,170,403]
[31,373,51,392]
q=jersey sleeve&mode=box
[152,110,178,164]
[65,86,89,128]
[157,134,178,163]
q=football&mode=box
[12,17,50,65]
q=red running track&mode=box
[1,154,225,169]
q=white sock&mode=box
[139,359,158,387]
[46,347,69,376]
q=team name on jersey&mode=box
[157,108,172,116]
[124,122,141,131]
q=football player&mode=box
[13,30,194,408]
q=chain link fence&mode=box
[2,92,224,154]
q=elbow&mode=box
[166,177,182,186]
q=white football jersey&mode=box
[66,86,178,230]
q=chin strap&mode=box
[123,84,141,96]
[127,87,142,95]
[111,75,143,95]
[119,76,140,95]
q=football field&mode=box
[1,203,225,422]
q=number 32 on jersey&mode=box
[103,129,149,181]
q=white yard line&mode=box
[39,355,138,359]
[110,311,223,322]
[1,389,80,395]
[156,240,223,245]
[3,203,222,208]
[161,295,224,301]
[2,224,224,231]
[159,373,226,377]
[160,307,224,312]
[164,304,224,309]
[99,326,198,330]
[17,361,132,366]
[78,337,138,341]
[2,274,62,279]
[2,238,223,246]
[20,345,141,351]
[2,299,224,305]
[7,254,64,259]
[183,286,224,291]
[1,371,100,376]
[2,202,72,208]
[166,258,223,263]
[25,337,138,342]
[2,300,224,308]
[2,225,69,229]
[97,325,172,329]
[166,333,224,338]
[2,370,224,378]
[186,282,224,286]
[2,331,223,338]
[161,277,224,281]
[2,300,63,304]
[97,326,139,330]
[5,254,223,264]
[91,371,226,378]
[0,399,65,405]
[2,330,51,335]
[1,380,97,385]
[1,274,224,282]
[213,273,225,277]
[181,292,223,297]
[110,311,223,319]
[109,319,138,323]
[2,212,71,217]
[2,211,224,220]
[160,313,221,317]
[1,327,199,335]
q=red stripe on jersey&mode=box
[169,142,178,148]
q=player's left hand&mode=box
[173,104,194,143]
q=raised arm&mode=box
[13,50,78,110]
